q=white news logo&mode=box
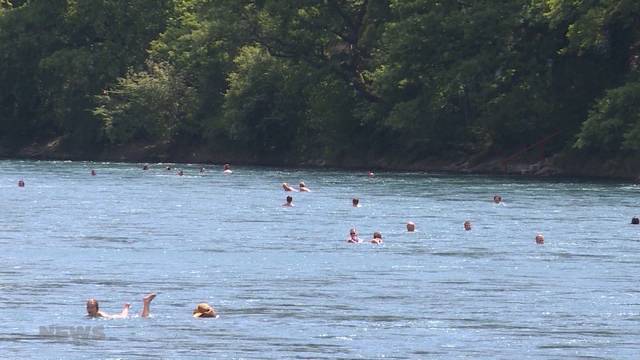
[39,325,106,340]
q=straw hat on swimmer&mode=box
[193,303,217,318]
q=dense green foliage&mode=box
[1,0,639,163]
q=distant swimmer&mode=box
[143,165,149,170]
[535,233,544,244]
[178,170,184,176]
[371,231,383,244]
[91,169,96,176]
[632,217,639,225]
[193,303,217,318]
[493,195,502,204]
[368,171,375,177]
[86,293,156,319]
[299,181,311,192]
[200,167,205,173]
[223,163,233,174]
[282,183,297,192]
[464,220,472,231]
[406,221,416,232]
[352,198,361,207]
[347,228,362,243]
[166,166,172,171]
[283,195,294,207]
[18,179,25,187]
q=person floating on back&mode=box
[299,181,311,192]
[371,231,383,244]
[193,303,217,318]
[283,195,294,207]
[282,183,297,192]
[86,293,156,319]
[347,228,362,243]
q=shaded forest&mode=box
[1,0,639,170]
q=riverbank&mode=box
[2,137,638,181]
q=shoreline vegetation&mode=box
[2,2,640,180]
[3,137,640,181]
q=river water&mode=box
[1,160,639,359]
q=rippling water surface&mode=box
[1,160,639,358]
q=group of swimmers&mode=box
[345,195,546,245]
[282,181,310,193]
[347,228,384,244]
[86,293,217,319]
[277,178,542,246]
[352,192,548,245]
[13,161,640,322]
[46,165,552,245]
[11,162,561,321]
[13,163,573,247]
[16,163,233,185]
[141,163,233,176]
[281,182,311,206]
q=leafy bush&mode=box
[575,81,640,152]
[94,61,197,144]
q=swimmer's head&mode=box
[373,231,382,239]
[406,222,416,232]
[299,181,306,188]
[493,195,502,203]
[535,233,544,244]
[223,163,230,170]
[349,228,357,236]
[86,298,99,316]
[464,220,472,231]
[352,198,359,207]
[286,195,293,204]
[632,217,639,225]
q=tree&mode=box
[541,0,640,153]
[95,61,197,145]
[0,0,172,149]
[211,0,389,103]
[220,46,305,158]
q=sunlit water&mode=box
[1,160,639,359]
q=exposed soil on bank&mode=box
[2,137,639,181]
